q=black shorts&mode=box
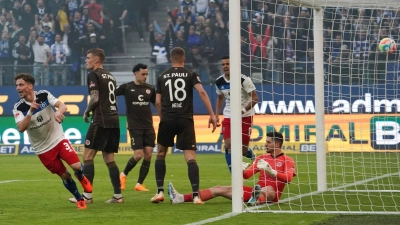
[85,124,120,153]
[128,128,156,150]
[157,118,196,150]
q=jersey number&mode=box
[108,81,116,104]
[63,142,75,153]
[165,78,186,101]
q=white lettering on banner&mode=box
[64,128,82,144]
[375,121,400,145]
[254,93,400,114]
[0,145,15,154]
[300,144,317,152]
[20,146,35,154]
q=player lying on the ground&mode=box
[168,132,296,205]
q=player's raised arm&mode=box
[194,83,217,132]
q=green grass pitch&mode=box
[1,154,400,225]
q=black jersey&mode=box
[87,68,119,128]
[156,67,201,121]
[115,82,155,129]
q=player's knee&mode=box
[144,152,152,161]
[70,162,82,171]
[134,150,144,160]
[225,143,231,150]
[61,171,72,180]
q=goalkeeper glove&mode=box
[256,159,277,177]
[242,162,250,172]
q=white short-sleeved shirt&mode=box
[12,90,64,155]
[32,41,51,63]
[215,74,256,118]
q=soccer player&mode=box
[115,63,156,192]
[168,132,296,205]
[215,56,259,173]
[12,73,92,209]
[151,47,217,204]
[69,48,123,204]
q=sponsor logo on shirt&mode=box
[89,81,95,88]
[146,89,151,94]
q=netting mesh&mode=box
[240,0,400,213]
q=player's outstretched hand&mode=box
[54,111,65,123]
[257,159,277,177]
[208,116,217,133]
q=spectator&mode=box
[122,0,144,42]
[248,23,271,62]
[39,23,55,47]
[51,34,70,85]
[0,30,13,85]
[11,0,23,22]
[55,4,69,33]
[0,14,9,33]
[71,12,86,38]
[177,6,196,25]
[187,25,200,50]
[195,0,208,16]
[10,20,26,47]
[33,0,48,21]
[200,26,214,63]
[181,0,194,14]
[32,35,52,85]
[171,29,188,54]
[204,0,218,21]
[48,0,66,18]
[186,45,209,81]
[20,3,35,32]
[149,23,169,67]
[12,35,32,74]
[219,0,229,24]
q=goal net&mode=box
[231,0,400,214]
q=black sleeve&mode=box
[191,72,201,87]
[87,71,99,92]
[156,76,162,94]
[115,83,127,96]
[150,86,156,104]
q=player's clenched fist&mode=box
[257,159,277,177]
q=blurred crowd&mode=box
[149,0,400,84]
[0,0,153,85]
[1,0,400,86]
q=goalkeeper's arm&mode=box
[257,159,295,183]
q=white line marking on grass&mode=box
[0,180,21,184]
[187,171,400,224]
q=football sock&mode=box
[245,148,255,161]
[123,157,138,176]
[137,159,150,184]
[83,160,94,187]
[187,159,199,194]
[63,178,82,200]
[107,161,121,194]
[225,149,232,173]
[74,165,84,180]
[155,156,166,193]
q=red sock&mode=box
[183,194,193,202]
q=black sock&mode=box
[123,157,138,176]
[107,161,121,194]
[187,159,200,194]
[83,160,94,188]
[154,156,166,193]
[137,159,150,184]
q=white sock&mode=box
[121,172,126,176]
[113,194,123,199]
[136,183,141,186]
[83,192,93,199]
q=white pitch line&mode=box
[0,180,21,184]
[186,171,400,225]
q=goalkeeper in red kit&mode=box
[168,132,296,205]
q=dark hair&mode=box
[15,73,35,86]
[132,63,148,73]
[266,132,284,147]
[170,47,185,62]
[86,48,105,63]
[221,56,230,60]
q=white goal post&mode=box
[229,0,400,214]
